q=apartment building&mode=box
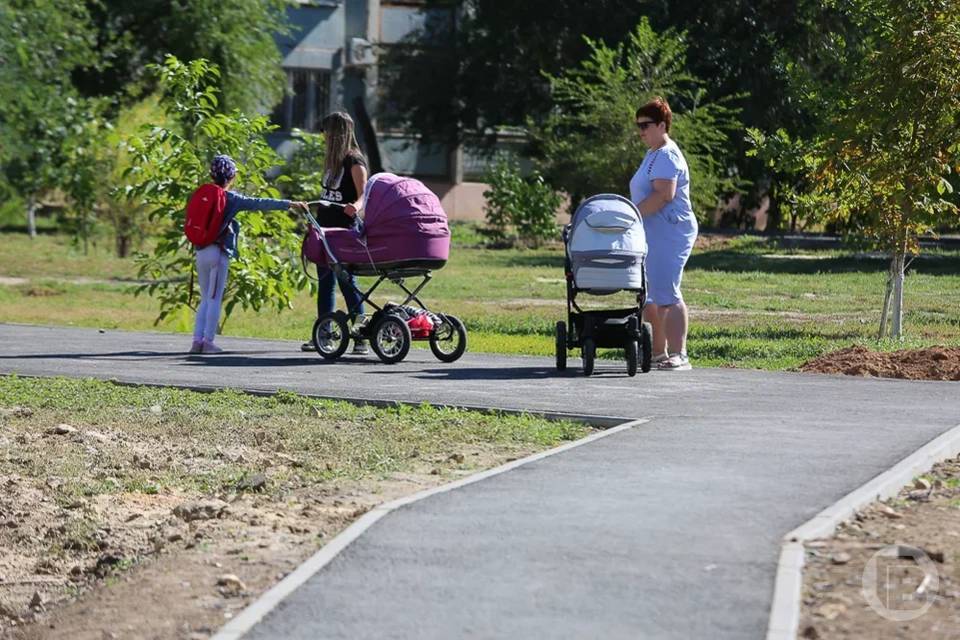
[268,0,506,219]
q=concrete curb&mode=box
[211,417,650,640]
[765,422,960,640]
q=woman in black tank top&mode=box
[316,152,367,228]
[301,111,370,354]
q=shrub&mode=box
[483,155,563,248]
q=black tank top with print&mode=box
[317,152,367,228]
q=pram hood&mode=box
[567,194,646,293]
[303,173,450,270]
[361,173,448,239]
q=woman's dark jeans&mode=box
[317,266,365,318]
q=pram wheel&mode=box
[582,337,596,377]
[555,321,567,371]
[625,339,638,377]
[371,314,412,364]
[640,321,653,373]
[429,314,467,363]
[313,312,350,360]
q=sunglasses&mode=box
[636,120,658,131]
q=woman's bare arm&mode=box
[638,178,677,216]
[344,164,369,217]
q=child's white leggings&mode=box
[193,245,229,343]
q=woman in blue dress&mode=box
[628,97,698,371]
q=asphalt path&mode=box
[1,323,958,639]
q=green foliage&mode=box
[79,0,290,114]
[0,0,100,209]
[275,130,327,201]
[483,156,563,247]
[800,0,960,337]
[123,56,306,328]
[532,20,744,222]
[96,95,171,257]
[745,128,828,233]
[59,98,116,254]
[809,0,960,253]
[382,2,852,224]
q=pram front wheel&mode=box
[429,314,467,363]
[313,312,350,360]
[582,337,596,377]
[555,321,567,371]
[640,321,653,373]
[371,314,412,364]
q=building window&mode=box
[272,68,331,132]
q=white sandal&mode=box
[657,352,692,371]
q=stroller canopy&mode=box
[361,173,449,246]
[303,173,450,271]
[567,194,647,293]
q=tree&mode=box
[124,56,306,329]
[380,1,652,145]
[99,95,171,257]
[0,0,99,236]
[532,20,744,221]
[810,0,960,338]
[381,1,859,227]
[77,0,290,115]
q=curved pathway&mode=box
[0,324,958,639]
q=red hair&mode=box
[635,97,673,132]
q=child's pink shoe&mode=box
[201,340,224,354]
[189,340,203,354]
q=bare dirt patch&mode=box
[800,456,960,639]
[799,345,960,381]
[1,473,459,640]
[694,232,735,251]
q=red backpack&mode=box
[184,183,227,247]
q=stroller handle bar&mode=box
[305,199,346,209]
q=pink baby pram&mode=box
[301,173,467,364]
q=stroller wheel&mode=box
[582,337,596,377]
[640,321,653,373]
[625,339,639,377]
[313,312,350,360]
[555,321,567,371]
[430,314,467,363]
[371,314,412,364]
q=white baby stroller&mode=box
[556,194,653,376]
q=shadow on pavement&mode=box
[0,351,176,360]
[0,351,355,368]
[363,366,639,381]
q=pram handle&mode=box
[305,199,346,209]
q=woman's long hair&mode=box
[323,111,362,187]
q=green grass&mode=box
[0,375,589,499]
[2,227,960,369]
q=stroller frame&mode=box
[556,223,653,377]
[303,207,466,365]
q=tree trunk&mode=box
[26,197,37,238]
[116,233,130,259]
[765,192,782,234]
[891,251,905,339]
[878,263,893,339]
